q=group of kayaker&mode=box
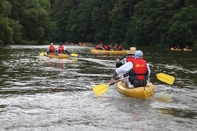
[47,42,70,55]
[173,45,181,49]
[172,45,192,50]
[110,47,151,89]
[46,43,151,89]
[95,43,124,51]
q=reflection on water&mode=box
[0,45,196,131]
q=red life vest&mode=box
[127,56,135,62]
[95,45,99,49]
[118,46,122,50]
[132,59,147,80]
[49,45,55,53]
[58,46,64,54]
[104,45,109,50]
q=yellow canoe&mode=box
[44,53,69,59]
[170,48,182,51]
[90,49,128,55]
[116,81,154,99]
[183,48,192,51]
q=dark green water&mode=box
[0,45,196,131]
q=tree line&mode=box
[0,0,197,48]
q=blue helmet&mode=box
[134,50,143,58]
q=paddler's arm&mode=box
[110,72,118,84]
[64,50,70,55]
[146,64,151,77]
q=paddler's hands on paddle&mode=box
[110,78,116,85]
[116,57,120,62]
[65,50,70,55]
[64,50,79,57]
[109,71,118,85]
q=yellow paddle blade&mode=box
[71,53,78,57]
[156,73,175,85]
[40,52,45,56]
[92,84,109,96]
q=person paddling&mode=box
[110,50,151,88]
[57,42,70,55]
[47,43,55,54]
[116,47,136,68]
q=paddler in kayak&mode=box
[113,43,118,50]
[47,43,55,54]
[57,42,70,54]
[116,47,136,68]
[95,43,104,50]
[110,50,151,88]
[117,44,124,51]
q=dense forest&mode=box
[0,0,197,48]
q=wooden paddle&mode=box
[92,73,175,96]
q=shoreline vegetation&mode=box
[0,0,197,49]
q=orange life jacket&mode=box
[127,56,135,62]
[58,46,64,54]
[126,59,148,82]
[132,59,148,80]
[104,45,109,50]
[117,46,123,50]
[95,45,99,49]
[49,45,55,53]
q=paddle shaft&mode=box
[110,76,130,86]
[92,77,129,96]
[109,79,121,86]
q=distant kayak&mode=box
[116,81,154,99]
[183,48,192,51]
[90,49,128,55]
[170,48,182,51]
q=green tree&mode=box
[0,0,11,44]
[109,4,127,44]
[91,0,114,44]
[51,0,82,42]
[127,0,180,47]
[77,1,94,43]
[66,9,79,43]
[7,0,55,44]
[168,5,197,47]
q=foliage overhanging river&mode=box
[0,45,196,131]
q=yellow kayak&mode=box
[170,48,182,51]
[90,49,128,55]
[183,48,192,51]
[44,53,69,59]
[116,81,154,99]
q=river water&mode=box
[0,45,196,131]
